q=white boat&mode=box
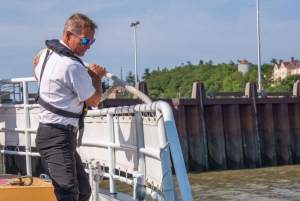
[0,73,193,200]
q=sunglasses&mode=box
[68,29,96,45]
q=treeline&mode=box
[121,60,300,99]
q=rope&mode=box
[37,49,152,104]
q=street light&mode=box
[256,0,262,91]
[130,21,140,83]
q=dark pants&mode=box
[36,126,91,201]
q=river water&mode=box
[99,165,300,200]
[188,165,300,200]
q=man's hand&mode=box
[85,64,106,107]
[88,64,106,79]
[33,56,40,80]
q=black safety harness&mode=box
[35,39,88,146]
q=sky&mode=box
[0,0,299,91]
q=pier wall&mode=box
[103,82,300,172]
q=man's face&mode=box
[67,27,95,56]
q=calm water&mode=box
[99,165,300,200]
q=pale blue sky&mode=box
[0,0,299,91]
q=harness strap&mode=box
[37,96,83,118]
[35,40,89,146]
[35,45,85,118]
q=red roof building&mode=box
[272,57,300,83]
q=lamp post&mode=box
[130,21,140,84]
[256,0,262,91]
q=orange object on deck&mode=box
[0,175,55,201]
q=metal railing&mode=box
[0,82,22,103]
[0,77,193,201]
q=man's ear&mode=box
[65,30,72,39]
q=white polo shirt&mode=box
[35,41,95,127]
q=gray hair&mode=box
[63,13,98,35]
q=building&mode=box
[290,63,300,75]
[238,59,252,75]
[272,57,300,82]
[108,89,124,99]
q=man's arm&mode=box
[85,64,106,107]
[33,56,39,80]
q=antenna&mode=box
[120,67,123,80]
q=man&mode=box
[34,13,105,201]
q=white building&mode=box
[272,57,300,82]
[238,59,252,75]
[290,64,300,75]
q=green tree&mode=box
[125,71,135,86]
[143,68,150,77]
[104,78,110,89]
[268,74,300,92]
[205,60,213,65]
[261,63,274,89]
[222,71,245,91]
[135,59,291,99]
[270,58,277,65]
[228,60,235,65]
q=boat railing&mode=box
[0,82,22,103]
[0,77,193,201]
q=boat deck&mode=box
[0,174,131,201]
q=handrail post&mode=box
[23,81,32,176]
[107,113,116,194]
[134,112,146,176]
[156,106,176,201]
[19,83,21,100]
[158,101,193,201]
[134,111,147,200]
[13,83,16,102]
